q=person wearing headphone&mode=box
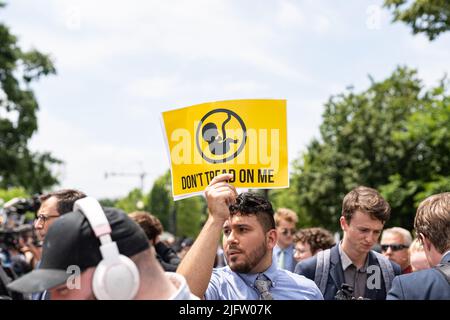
[6,197,198,300]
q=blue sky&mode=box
[2,0,449,199]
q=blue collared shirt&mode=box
[273,244,296,272]
[205,258,323,300]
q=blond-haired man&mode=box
[273,208,298,272]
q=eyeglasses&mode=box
[35,214,60,225]
[381,244,409,252]
[281,228,296,236]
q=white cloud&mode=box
[277,0,305,28]
[125,76,181,99]
[9,0,306,80]
[222,80,268,94]
[29,109,166,198]
[314,15,331,34]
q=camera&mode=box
[0,228,19,251]
[0,196,42,249]
[2,196,40,216]
[334,283,370,300]
[1,196,40,229]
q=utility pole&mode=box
[104,171,148,191]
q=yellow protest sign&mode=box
[161,99,288,200]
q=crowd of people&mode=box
[1,174,449,300]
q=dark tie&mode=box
[254,273,274,300]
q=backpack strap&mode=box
[373,251,395,293]
[0,267,13,299]
[434,263,450,284]
[314,249,331,294]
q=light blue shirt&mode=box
[273,244,296,272]
[205,258,323,300]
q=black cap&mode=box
[7,207,149,294]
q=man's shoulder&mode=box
[295,255,318,273]
[389,267,450,300]
[278,269,324,299]
[281,269,315,284]
[395,267,445,284]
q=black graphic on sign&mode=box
[196,109,247,164]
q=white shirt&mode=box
[166,272,199,300]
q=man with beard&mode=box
[177,174,323,300]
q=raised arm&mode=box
[176,173,237,298]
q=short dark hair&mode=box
[39,189,86,215]
[342,186,390,224]
[229,192,275,232]
[129,211,163,242]
[294,227,335,255]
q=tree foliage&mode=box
[381,79,450,214]
[176,196,205,238]
[148,170,205,237]
[384,0,450,40]
[0,187,29,204]
[115,188,147,214]
[0,4,61,194]
[269,185,313,228]
[148,171,173,231]
[292,67,450,231]
[98,197,119,208]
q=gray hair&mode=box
[382,227,412,246]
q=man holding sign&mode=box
[176,174,323,300]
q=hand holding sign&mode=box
[205,173,238,223]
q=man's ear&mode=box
[267,229,277,249]
[421,234,432,252]
[339,216,347,232]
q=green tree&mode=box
[98,198,118,208]
[293,67,449,231]
[176,196,205,238]
[268,183,313,228]
[115,188,147,213]
[148,171,173,231]
[0,187,29,203]
[0,2,61,193]
[381,78,450,215]
[148,170,205,237]
[384,0,450,40]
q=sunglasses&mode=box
[381,244,409,252]
[281,228,296,236]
